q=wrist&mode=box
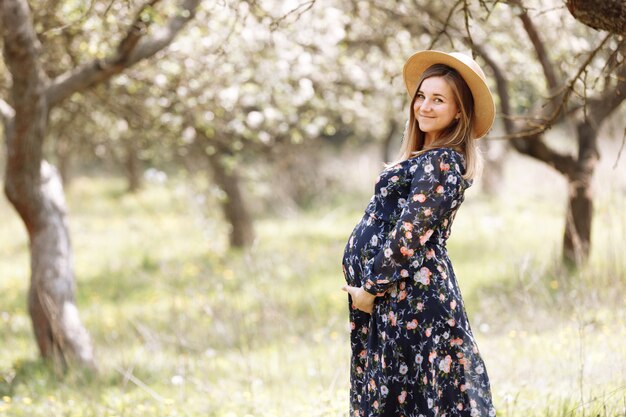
[362,284,379,297]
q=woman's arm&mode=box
[362,149,462,296]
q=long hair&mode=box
[387,64,482,181]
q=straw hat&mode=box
[403,50,496,139]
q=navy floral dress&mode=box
[342,148,496,417]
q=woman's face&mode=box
[413,76,460,141]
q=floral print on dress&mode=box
[342,148,496,417]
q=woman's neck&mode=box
[424,133,436,147]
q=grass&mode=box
[0,151,625,416]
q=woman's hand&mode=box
[342,285,376,314]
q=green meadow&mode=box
[1,149,625,417]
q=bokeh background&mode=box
[1,0,625,416]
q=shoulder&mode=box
[421,147,464,160]
[413,148,464,169]
[407,149,467,186]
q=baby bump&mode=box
[342,213,394,286]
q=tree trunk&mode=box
[563,177,593,266]
[2,0,95,370]
[125,137,142,193]
[55,134,73,187]
[5,133,96,369]
[480,139,506,196]
[382,119,399,162]
[566,0,626,35]
[563,121,598,266]
[26,162,96,369]
[206,151,255,249]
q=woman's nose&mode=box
[420,98,433,111]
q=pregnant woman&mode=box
[342,50,497,417]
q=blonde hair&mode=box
[387,64,482,180]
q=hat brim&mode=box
[403,50,495,139]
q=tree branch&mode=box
[587,56,626,126]
[472,42,514,133]
[461,0,475,53]
[497,33,613,140]
[509,132,578,178]
[116,0,161,63]
[427,1,463,49]
[373,3,444,47]
[510,0,561,92]
[474,44,577,177]
[46,0,200,108]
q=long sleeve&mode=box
[363,149,463,296]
